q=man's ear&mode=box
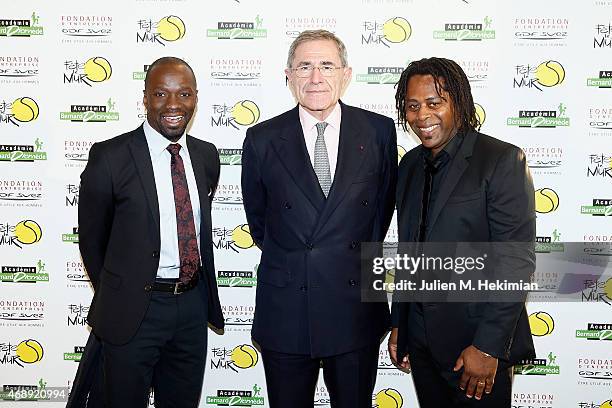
[284,68,292,85]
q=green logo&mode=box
[0,141,47,162]
[60,99,119,122]
[218,149,242,165]
[434,17,495,41]
[217,270,257,287]
[206,385,264,406]
[0,261,49,283]
[581,199,612,216]
[62,229,79,243]
[507,103,569,128]
[356,67,402,84]
[63,346,83,362]
[576,324,612,341]
[514,353,560,375]
[207,16,267,40]
[0,13,44,37]
[587,70,612,88]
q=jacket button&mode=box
[306,243,313,250]
[144,284,152,292]
[361,199,368,206]
[152,251,160,258]
[350,241,358,249]
[284,202,292,209]
[348,279,356,286]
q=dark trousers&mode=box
[407,304,513,407]
[101,279,208,408]
[261,342,380,408]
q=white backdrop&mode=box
[1,0,611,407]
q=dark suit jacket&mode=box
[241,102,397,358]
[78,125,224,345]
[392,130,536,366]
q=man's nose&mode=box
[166,93,179,108]
[417,107,430,121]
[309,67,324,83]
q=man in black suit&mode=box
[241,30,397,408]
[388,57,535,407]
[77,57,223,407]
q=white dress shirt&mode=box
[143,120,201,279]
[299,103,341,182]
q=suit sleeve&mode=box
[78,143,115,289]
[472,146,536,360]
[241,127,266,249]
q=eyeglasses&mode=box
[291,65,345,78]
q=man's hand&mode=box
[388,328,410,372]
[453,345,498,400]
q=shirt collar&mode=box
[143,120,187,160]
[423,130,464,163]
[298,102,342,133]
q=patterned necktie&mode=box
[314,122,332,198]
[167,144,200,284]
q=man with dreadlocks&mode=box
[388,57,536,406]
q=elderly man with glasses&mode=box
[241,30,397,408]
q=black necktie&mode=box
[417,158,440,242]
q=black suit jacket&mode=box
[79,125,224,345]
[392,130,536,366]
[241,102,397,358]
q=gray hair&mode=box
[286,30,348,68]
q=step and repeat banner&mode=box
[1,0,611,406]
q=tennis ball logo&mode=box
[384,269,395,293]
[375,388,403,408]
[230,344,259,369]
[232,224,255,249]
[604,278,612,301]
[535,61,565,87]
[474,103,486,127]
[14,220,43,245]
[528,311,554,336]
[231,100,260,126]
[11,97,39,122]
[157,15,186,42]
[15,339,44,364]
[382,17,411,43]
[397,145,407,164]
[534,188,559,214]
[84,57,112,82]
[601,400,612,408]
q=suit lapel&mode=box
[128,126,160,235]
[427,131,477,232]
[271,106,326,213]
[312,103,368,236]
